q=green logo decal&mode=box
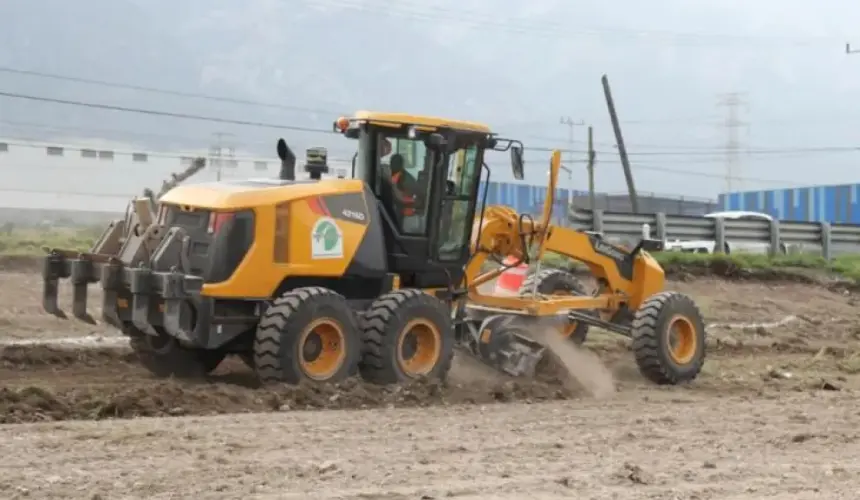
[311,217,344,259]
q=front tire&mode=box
[630,291,706,385]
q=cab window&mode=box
[437,145,480,261]
[376,134,435,235]
[447,145,479,197]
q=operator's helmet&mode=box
[380,137,392,157]
[390,153,405,173]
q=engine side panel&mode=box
[199,183,374,299]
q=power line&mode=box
[609,146,860,156]
[3,91,858,181]
[0,119,250,148]
[0,187,135,199]
[2,115,737,155]
[0,90,335,133]
[3,110,859,165]
[0,133,797,186]
[0,135,797,185]
[0,138,292,163]
[0,66,345,115]
[305,0,843,47]
[567,146,860,158]
[0,95,583,156]
[6,114,860,159]
[2,66,739,131]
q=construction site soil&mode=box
[1,257,860,498]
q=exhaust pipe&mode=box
[277,138,296,181]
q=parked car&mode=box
[662,210,787,254]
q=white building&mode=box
[0,137,351,213]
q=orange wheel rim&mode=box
[396,319,442,377]
[666,314,697,365]
[298,318,346,381]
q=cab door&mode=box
[430,145,482,266]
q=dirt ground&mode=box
[2,267,860,498]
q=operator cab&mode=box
[333,111,524,290]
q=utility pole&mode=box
[601,74,639,213]
[209,132,236,181]
[716,93,749,193]
[559,116,584,209]
[587,126,596,212]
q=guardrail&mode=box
[567,208,860,260]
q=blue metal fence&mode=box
[719,183,860,223]
[477,181,578,223]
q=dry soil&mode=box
[1,266,860,499]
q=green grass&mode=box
[656,251,860,281]
[0,228,101,256]
[542,249,860,281]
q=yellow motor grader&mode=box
[40,111,706,386]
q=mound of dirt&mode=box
[0,376,580,424]
[0,344,586,424]
[0,345,136,369]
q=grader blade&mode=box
[496,332,546,377]
[474,315,548,378]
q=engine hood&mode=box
[159,178,363,210]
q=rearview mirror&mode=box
[511,145,524,180]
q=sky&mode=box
[1,0,859,202]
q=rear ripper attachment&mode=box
[41,158,209,338]
[42,203,254,345]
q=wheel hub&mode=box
[666,315,696,365]
[302,332,324,362]
[400,332,419,360]
[396,320,442,377]
[297,318,347,381]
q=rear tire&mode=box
[359,289,454,384]
[127,326,226,378]
[630,291,706,385]
[518,269,593,344]
[253,287,361,385]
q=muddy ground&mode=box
[1,266,860,498]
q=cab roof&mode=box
[351,110,492,134]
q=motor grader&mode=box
[40,110,706,386]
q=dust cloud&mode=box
[533,326,617,400]
[475,279,616,399]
